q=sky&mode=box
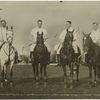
[0,1,100,55]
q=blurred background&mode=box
[0,1,100,57]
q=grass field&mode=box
[0,64,100,99]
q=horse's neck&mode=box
[62,45,71,53]
[4,42,14,50]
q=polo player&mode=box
[29,19,51,61]
[90,22,100,57]
[55,21,80,65]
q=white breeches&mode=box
[30,42,51,52]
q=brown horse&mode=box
[31,32,49,86]
[83,32,100,87]
[60,29,81,89]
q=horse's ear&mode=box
[11,26,13,30]
[42,32,43,35]
[37,32,39,35]
[82,32,86,36]
[88,32,91,36]
[6,26,8,30]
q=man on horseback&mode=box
[83,22,100,63]
[0,24,15,87]
[29,19,51,62]
[90,22,100,66]
[55,21,80,65]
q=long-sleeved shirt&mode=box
[29,27,51,51]
[30,27,47,44]
[90,28,100,45]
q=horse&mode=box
[60,29,81,89]
[83,32,100,86]
[31,32,49,86]
[0,26,16,87]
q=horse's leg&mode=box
[76,64,79,81]
[40,64,43,79]
[35,64,39,82]
[43,64,47,87]
[88,65,92,79]
[93,66,97,84]
[30,52,36,79]
[69,63,74,89]
[62,64,67,88]
[4,64,7,85]
[44,64,47,81]
[1,64,4,87]
[9,61,14,87]
[32,63,36,80]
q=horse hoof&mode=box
[94,81,98,85]
[64,85,67,89]
[70,86,73,89]
[44,82,47,87]
[44,77,47,81]
[10,82,13,87]
[36,77,39,81]
[0,82,4,87]
[5,79,8,85]
[36,82,39,86]
[88,81,92,84]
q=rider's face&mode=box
[1,21,6,27]
[92,24,98,30]
[37,21,42,28]
[66,22,71,29]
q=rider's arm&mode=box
[43,29,48,42]
[59,29,66,43]
[73,27,80,41]
[30,29,36,44]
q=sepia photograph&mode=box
[0,0,100,99]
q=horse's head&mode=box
[83,32,93,52]
[63,33,73,50]
[36,32,44,45]
[6,26,14,45]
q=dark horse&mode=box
[31,32,49,86]
[60,29,81,89]
[83,33,100,86]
